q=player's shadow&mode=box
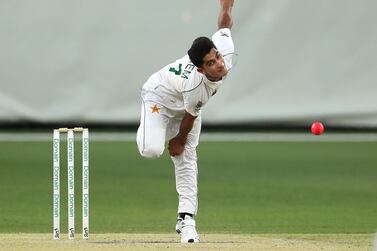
[91,239,244,244]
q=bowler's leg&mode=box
[170,115,201,215]
[170,115,201,243]
[171,147,199,214]
[136,99,167,158]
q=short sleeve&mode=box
[212,28,234,56]
[183,87,202,117]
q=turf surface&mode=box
[0,233,373,251]
[0,140,376,234]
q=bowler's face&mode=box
[199,48,228,81]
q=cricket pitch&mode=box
[0,233,373,251]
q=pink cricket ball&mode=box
[311,122,325,135]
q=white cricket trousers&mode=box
[136,99,201,215]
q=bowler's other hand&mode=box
[168,136,186,156]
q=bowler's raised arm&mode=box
[218,0,234,29]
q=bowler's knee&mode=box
[139,145,164,159]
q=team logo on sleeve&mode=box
[194,101,203,112]
[220,31,229,37]
[151,104,160,113]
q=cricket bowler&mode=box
[136,0,235,243]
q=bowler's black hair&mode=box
[187,37,216,67]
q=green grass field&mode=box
[0,138,376,236]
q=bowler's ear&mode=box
[197,67,204,74]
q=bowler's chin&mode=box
[221,69,228,77]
